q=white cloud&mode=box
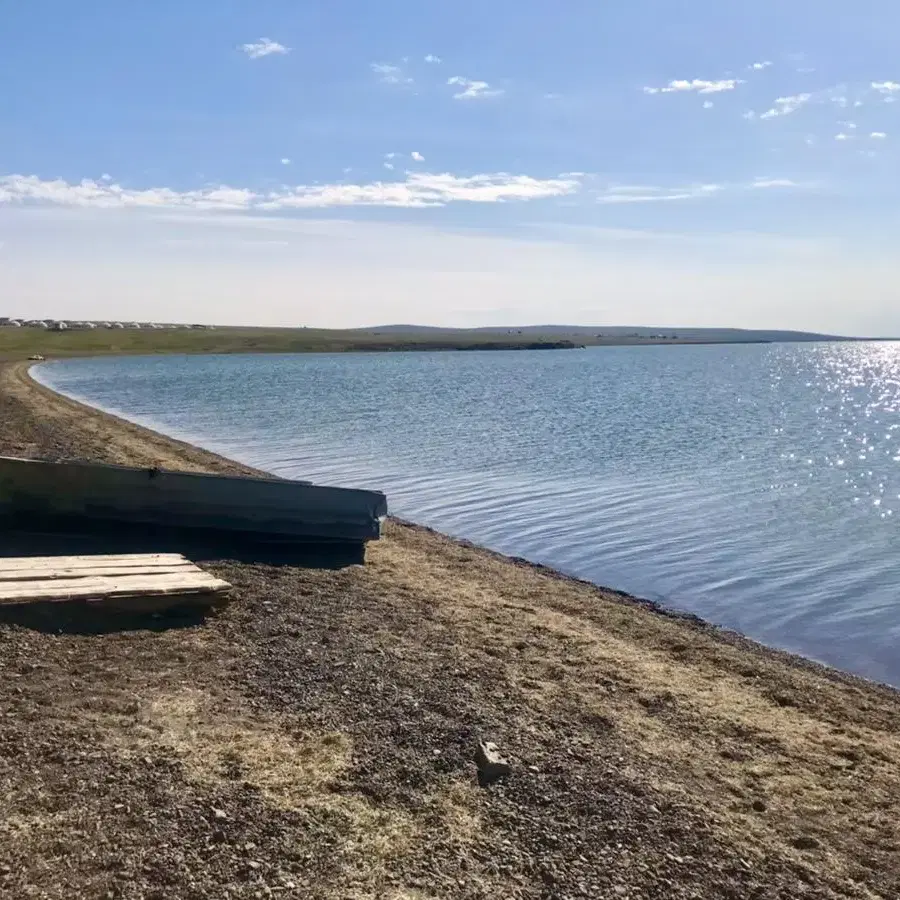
[424,54,441,64]
[775,92,813,113]
[598,183,723,204]
[0,176,258,211]
[281,158,291,166]
[872,81,900,94]
[411,151,425,161]
[597,179,800,204]
[383,162,394,170]
[750,61,773,71]
[835,132,852,141]
[447,76,504,100]
[751,178,798,189]
[384,152,396,159]
[0,171,583,213]
[100,173,112,182]
[702,100,714,109]
[371,63,412,85]
[871,131,888,139]
[643,79,741,95]
[758,92,813,119]
[241,38,290,59]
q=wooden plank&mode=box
[0,456,387,543]
[0,553,197,581]
[0,553,187,570]
[0,564,197,582]
[0,556,193,575]
[0,572,231,605]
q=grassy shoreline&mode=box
[2,360,899,898]
[0,323,863,360]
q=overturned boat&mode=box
[0,456,387,562]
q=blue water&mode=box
[35,343,900,686]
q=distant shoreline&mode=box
[0,322,887,360]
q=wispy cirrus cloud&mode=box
[0,171,809,216]
[595,178,800,205]
[0,177,259,210]
[872,81,900,103]
[598,183,723,204]
[750,61,773,71]
[750,81,898,121]
[643,78,742,95]
[371,62,413,86]
[0,172,582,212]
[751,178,799,188]
[447,76,503,100]
[240,38,290,59]
[424,54,441,64]
[758,92,813,119]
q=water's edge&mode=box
[29,359,897,692]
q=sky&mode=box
[2,1,900,334]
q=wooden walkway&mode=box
[0,553,231,607]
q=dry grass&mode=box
[137,690,352,803]
[369,524,900,891]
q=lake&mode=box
[34,342,900,686]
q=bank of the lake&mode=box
[35,344,900,688]
[1,359,899,900]
[0,321,852,361]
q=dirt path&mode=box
[1,360,899,899]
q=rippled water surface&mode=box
[36,343,900,685]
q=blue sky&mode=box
[2,1,900,333]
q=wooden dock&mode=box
[0,553,231,609]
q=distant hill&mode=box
[2,321,866,362]
[362,325,848,343]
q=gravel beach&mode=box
[1,359,898,900]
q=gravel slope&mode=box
[1,360,899,900]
